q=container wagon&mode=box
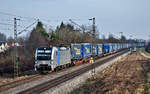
[97,44,103,56]
[81,43,92,62]
[103,43,110,54]
[71,44,83,65]
[92,44,98,56]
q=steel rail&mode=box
[18,49,129,94]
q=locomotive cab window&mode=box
[36,47,52,60]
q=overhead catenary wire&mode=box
[0,11,84,23]
[0,11,98,34]
[17,19,39,35]
[69,19,83,30]
[0,22,14,26]
[0,19,14,22]
[0,11,37,21]
[0,11,89,26]
[41,20,57,31]
[0,28,11,31]
[0,11,96,23]
[0,22,27,29]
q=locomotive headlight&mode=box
[35,61,38,64]
[50,60,53,64]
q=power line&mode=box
[0,28,11,31]
[69,19,83,30]
[0,11,92,23]
[0,11,17,17]
[0,19,32,22]
[0,22,13,26]
[42,21,56,29]
[0,22,26,28]
[0,11,37,21]
[0,19,14,22]
[18,19,38,35]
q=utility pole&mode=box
[129,35,132,43]
[89,17,96,37]
[119,32,123,49]
[89,17,96,79]
[119,32,123,43]
[92,18,96,38]
[14,18,20,78]
[13,18,38,78]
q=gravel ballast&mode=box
[42,51,131,94]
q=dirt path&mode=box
[72,52,150,94]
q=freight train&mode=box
[34,43,144,72]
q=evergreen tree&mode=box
[60,21,65,29]
[35,21,49,38]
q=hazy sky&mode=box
[0,0,150,40]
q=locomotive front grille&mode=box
[39,64,48,67]
[39,64,51,71]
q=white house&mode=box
[0,42,9,53]
[0,43,5,53]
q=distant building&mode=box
[7,42,14,47]
[0,41,24,53]
[0,41,8,53]
[7,42,24,47]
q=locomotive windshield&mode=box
[36,47,52,60]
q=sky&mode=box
[0,0,150,40]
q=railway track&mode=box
[0,65,80,93]
[0,74,41,93]
[0,59,89,93]
[18,49,129,94]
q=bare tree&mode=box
[0,32,6,41]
